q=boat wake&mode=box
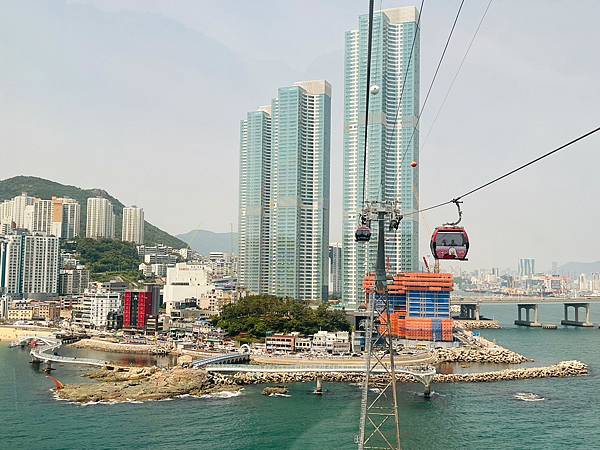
[513,392,545,402]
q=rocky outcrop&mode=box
[262,386,289,396]
[56,367,237,403]
[434,346,529,364]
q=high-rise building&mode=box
[238,80,331,302]
[269,80,331,302]
[0,234,24,294]
[0,200,14,226]
[123,290,153,330]
[32,199,53,234]
[11,193,35,229]
[238,105,272,295]
[51,197,81,239]
[59,266,90,295]
[329,243,342,298]
[86,197,115,239]
[342,7,420,309]
[518,258,536,277]
[122,206,144,244]
[0,232,59,295]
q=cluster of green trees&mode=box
[215,295,351,338]
[64,238,141,274]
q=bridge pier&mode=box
[459,303,480,320]
[561,303,593,327]
[514,304,542,327]
[43,361,54,374]
[314,377,323,395]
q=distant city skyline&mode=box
[2,1,600,270]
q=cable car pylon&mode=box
[357,203,402,450]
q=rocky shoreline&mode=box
[54,358,588,404]
[56,366,238,403]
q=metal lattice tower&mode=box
[357,202,402,450]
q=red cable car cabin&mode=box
[430,226,469,260]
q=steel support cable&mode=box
[421,0,494,150]
[403,125,600,218]
[399,0,466,168]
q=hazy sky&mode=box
[1,0,599,270]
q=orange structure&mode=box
[367,272,455,342]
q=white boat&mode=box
[513,392,545,402]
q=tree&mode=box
[215,295,350,338]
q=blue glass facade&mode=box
[239,81,331,302]
[342,7,420,309]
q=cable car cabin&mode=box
[355,225,372,242]
[430,227,469,260]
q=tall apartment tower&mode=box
[238,80,331,302]
[238,106,272,295]
[12,193,35,228]
[342,7,420,309]
[270,80,331,302]
[32,199,53,234]
[122,206,145,244]
[0,233,59,295]
[86,197,115,239]
[51,197,80,239]
[329,243,342,298]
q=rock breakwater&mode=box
[454,320,501,330]
[434,345,528,364]
[213,360,587,386]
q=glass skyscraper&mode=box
[238,106,272,295]
[239,81,331,302]
[342,7,420,309]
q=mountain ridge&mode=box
[177,229,238,255]
[0,176,186,248]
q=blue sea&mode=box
[1,304,599,449]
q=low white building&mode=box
[164,263,213,316]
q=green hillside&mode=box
[0,176,187,248]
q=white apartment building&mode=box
[21,234,60,294]
[11,193,35,228]
[86,197,115,239]
[87,289,121,328]
[164,263,213,315]
[122,206,144,244]
[32,199,53,234]
[0,233,59,295]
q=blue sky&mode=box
[1,0,599,270]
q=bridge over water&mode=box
[18,336,108,369]
[452,295,599,327]
[204,363,437,393]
